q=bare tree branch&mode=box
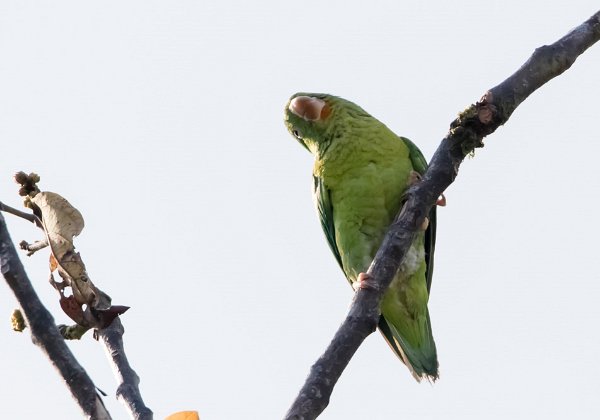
[2,175,153,419]
[0,201,41,227]
[97,318,153,420]
[0,212,112,420]
[284,10,600,420]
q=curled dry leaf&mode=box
[30,191,85,257]
[93,305,130,329]
[59,293,86,325]
[29,191,109,310]
[13,173,127,329]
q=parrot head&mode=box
[284,93,368,155]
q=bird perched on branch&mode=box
[284,93,439,381]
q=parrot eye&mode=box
[292,128,303,139]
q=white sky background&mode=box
[1,1,599,419]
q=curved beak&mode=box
[288,96,328,121]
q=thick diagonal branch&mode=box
[0,212,112,420]
[285,10,600,420]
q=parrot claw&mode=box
[355,272,380,291]
[436,194,446,207]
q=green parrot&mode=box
[284,93,439,381]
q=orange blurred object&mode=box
[165,411,199,420]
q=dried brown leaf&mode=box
[30,191,84,259]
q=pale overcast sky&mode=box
[1,1,599,419]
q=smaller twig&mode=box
[0,201,41,228]
[97,318,154,420]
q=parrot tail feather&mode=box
[378,310,439,382]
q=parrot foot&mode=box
[420,217,429,231]
[436,194,447,206]
[408,172,446,207]
[355,272,381,291]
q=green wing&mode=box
[401,136,428,174]
[402,136,436,293]
[313,175,344,272]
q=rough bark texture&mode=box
[0,212,112,420]
[284,10,600,420]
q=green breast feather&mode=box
[285,93,439,381]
